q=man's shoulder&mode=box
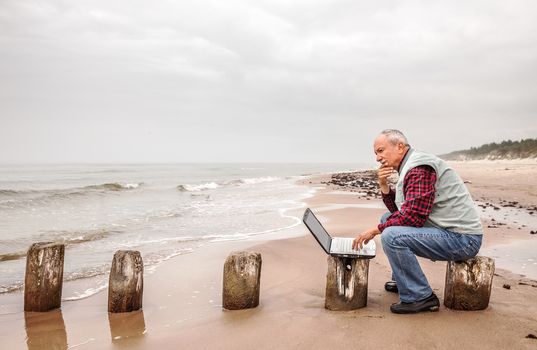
[406,150,450,174]
[409,149,443,164]
[405,165,436,178]
[410,164,435,172]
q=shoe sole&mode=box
[390,304,440,314]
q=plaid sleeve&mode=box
[382,188,398,213]
[378,165,436,232]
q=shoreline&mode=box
[1,160,537,349]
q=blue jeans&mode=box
[380,212,482,303]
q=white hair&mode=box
[380,129,410,147]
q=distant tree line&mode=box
[440,138,537,160]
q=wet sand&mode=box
[1,160,537,349]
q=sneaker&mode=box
[390,293,440,314]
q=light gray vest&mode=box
[395,149,483,235]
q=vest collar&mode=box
[397,147,413,173]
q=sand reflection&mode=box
[108,310,146,346]
[24,310,67,350]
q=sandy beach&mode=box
[1,160,537,349]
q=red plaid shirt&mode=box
[377,165,437,232]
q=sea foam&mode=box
[176,176,281,192]
[177,182,220,192]
[239,176,281,184]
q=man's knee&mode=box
[380,226,399,247]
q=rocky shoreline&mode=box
[318,170,387,200]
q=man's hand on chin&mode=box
[352,227,380,250]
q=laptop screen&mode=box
[303,208,331,254]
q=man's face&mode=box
[373,134,407,169]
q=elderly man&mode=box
[353,129,483,314]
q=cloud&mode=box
[1,0,536,163]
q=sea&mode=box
[0,163,362,301]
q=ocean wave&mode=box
[38,228,122,246]
[0,251,26,262]
[136,236,202,245]
[64,265,110,282]
[0,281,24,294]
[0,182,144,209]
[83,182,143,191]
[62,284,109,301]
[0,228,123,264]
[0,189,24,196]
[177,176,282,192]
[0,182,143,197]
[177,182,220,192]
[239,176,281,185]
[202,233,250,242]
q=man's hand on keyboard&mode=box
[352,227,380,250]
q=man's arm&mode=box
[377,165,436,232]
[353,165,436,250]
[378,165,398,213]
[382,188,398,213]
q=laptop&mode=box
[302,208,376,259]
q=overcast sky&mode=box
[1,0,536,164]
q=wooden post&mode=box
[24,242,65,312]
[108,250,144,313]
[444,256,495,310]
[325,256,369,311]
[222,251,262,310]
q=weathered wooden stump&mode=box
[222,251,262,310]
[108,250,144,313]
[444,256,495,310]
[24,242,65,312]
[325,256,369,310]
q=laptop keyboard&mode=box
[331,237,374,255]
[332,238,356,253]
